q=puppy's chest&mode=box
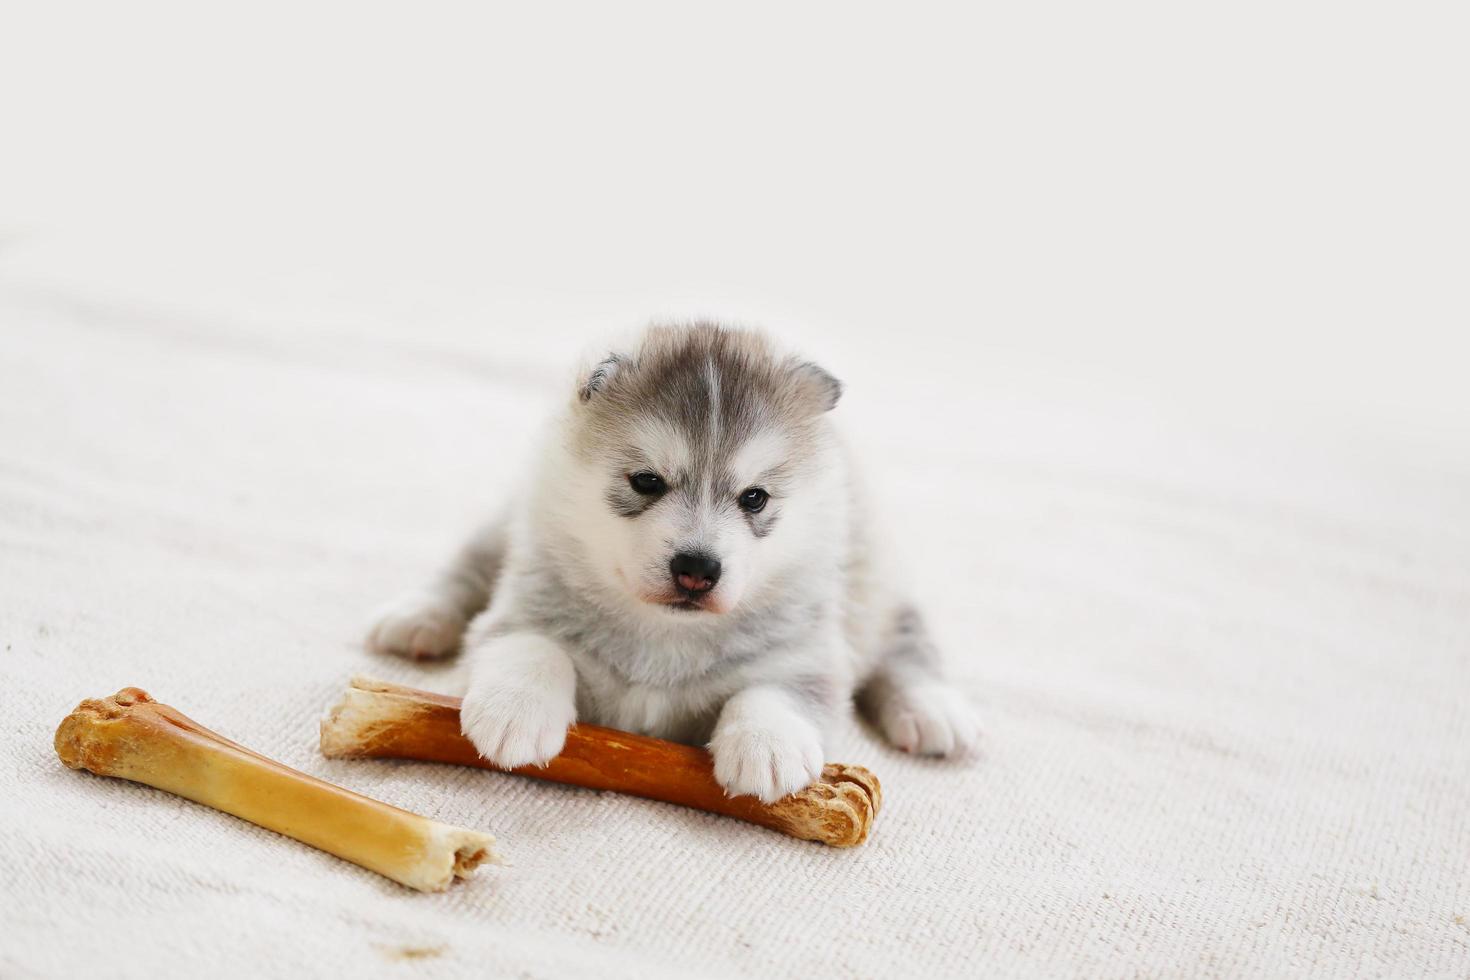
[568,639,738,742]
[544,598,829,742]
[583,679,723,743]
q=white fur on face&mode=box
[728,428,789,488]
[626,416,690,479]
[549,421,826,620]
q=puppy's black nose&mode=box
[670,552,721,593]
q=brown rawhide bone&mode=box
[321,676,883,847]
[55,687,500,891]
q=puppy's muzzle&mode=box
[669,552,721,596]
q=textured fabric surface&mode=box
[1,274,1468,980]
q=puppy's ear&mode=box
[579,353,625,402]
[789,359,843,413]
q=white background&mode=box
[3,2,1466,427]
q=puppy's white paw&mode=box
[460,634,577,769]
[366,592,466,660]
[709,689,825,803]
[878,682,980,757]
[461,683,575,769]
[710,724,824,803]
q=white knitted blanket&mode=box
[1,271,1467,979]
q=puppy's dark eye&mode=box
[738,487,769,513]
[629,471,667,495]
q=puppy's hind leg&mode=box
[366,519,507,661]
[857,605,980,756]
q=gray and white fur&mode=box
[367,323,978,802]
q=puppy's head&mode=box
[557,323,841,618]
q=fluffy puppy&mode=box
[368,323,978,802]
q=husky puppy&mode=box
[368,323,978,802]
